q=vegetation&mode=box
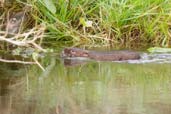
[1,1,171,112]
[0,0,171,66]
[24,0,171,48]
[1,0,171,50]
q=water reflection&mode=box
[0,63,37,114]
[1,57,171,114]
[146,102,171,114]
[63,58,89,66]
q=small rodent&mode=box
[62,48,141,61]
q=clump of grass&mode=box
[4,0,171,48]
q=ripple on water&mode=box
[118,53,171,64]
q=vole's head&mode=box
[62,48,89,57]
[6,12,26,34]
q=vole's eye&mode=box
[70,50,76,54]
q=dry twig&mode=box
[0,24,46,70]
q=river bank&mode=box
[0,0,171,50]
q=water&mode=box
[128,53,171,64]
[0,54,171,114]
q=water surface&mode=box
[0,56,171,114]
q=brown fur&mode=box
[6,11,26,34]
[62,48,141,61]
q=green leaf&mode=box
[44,48,54,53]
[42,0,56,14]
[32,52,39,60]
[79,17,93,27]
[79,17,86,26]
[147,47,171,53]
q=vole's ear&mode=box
[63,48,70,53]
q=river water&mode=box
[0,53,171,114]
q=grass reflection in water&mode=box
[27,59,171,114]
[1,59,171,114]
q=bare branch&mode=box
[0,58,36,64]
[0,36,29,46]
[0,24,46,70]
[0,24,46,49]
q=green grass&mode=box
[2,0,171,48]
